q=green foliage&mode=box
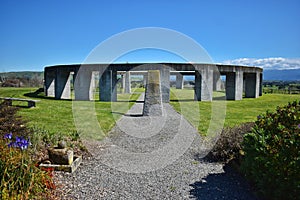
[29,126,63,151]
[241,101,300,200]
[0,139,53,199]
[205,122,254,162]
[0,103,54,199]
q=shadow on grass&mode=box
[24,88,71,101]
[117,100,144,103]
[189,162,259,200]
[213,96,226,101]
[111,111,144,117]
[170,97,226,102]
[170,99,194,102]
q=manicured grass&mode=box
[170,88,300,135]
[1,87,299,137]
[0,87,141,140]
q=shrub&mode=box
[205,122,254,162]
[241,101,300,200]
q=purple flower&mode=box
[7,135,31,150]
[298,124,300,129]
[4,132,12,140]
[257,115,262,119]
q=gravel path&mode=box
[54,94,258,199]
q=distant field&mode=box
[1,87,299,138]
[170,88,300,135]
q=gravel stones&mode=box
[53,94,258,199]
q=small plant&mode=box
[205,122,254,162]
[4,132,31,150]
[0,103,55,199]
[241,101,300,200]
[1,134,54,199]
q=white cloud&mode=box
[222,57,300,70]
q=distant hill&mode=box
[263,69,300,81]
[0,71,43,79]
[0,71,43,87]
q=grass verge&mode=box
[170,88,300,135]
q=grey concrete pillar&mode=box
[245,72,259,98]
[124,72,131,94]
[120,74,125,93]
[143,70,163,116]
[194,71,201,101]
[194,67,213,101]
[213,72,222,91]
[160,66,170,103]
[74,69,93,100]
[99,70,117,102]
[143,74,147,87]
[176,73,184,89]
[259,73,263,96]
[55,69,71,99]
[44,68,56,97]
[90,72,96,100]
[225,70,243,100]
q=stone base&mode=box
[39,156,82,173]
[48,148,73,165]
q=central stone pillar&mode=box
[143,70,163,116]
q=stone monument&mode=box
[143,70,163,116]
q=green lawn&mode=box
[0,87,141,140]
[170,88,300,135]
[1,87,299,138]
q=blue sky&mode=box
[0,0,300,72]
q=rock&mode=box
[48,148,73,165]
[58,140,67,149]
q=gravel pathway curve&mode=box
[54,94,258,199]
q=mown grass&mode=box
[1,87,299,137]
[170,88,300,135]
[0,87,141,139]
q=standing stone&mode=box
[143,70,163,116]
[44,68,56,97]
[176,73,184,89]
[124,72,131,94]
[244,72,259,98]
